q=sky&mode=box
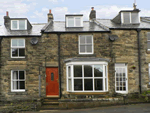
[0,0,150,25]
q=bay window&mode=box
[66,62,108,92]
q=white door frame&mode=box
[115,63,128,94]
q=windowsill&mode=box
[9,57,27,61]
[67,91,109,95]
[8,90,27,95]
[11,57,25,58]
[77,54,96,57]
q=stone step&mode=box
[43,102,59,105]
[43,98,59,102]
[40,105,59,110]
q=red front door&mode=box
[46,67,59,96]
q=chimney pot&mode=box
[6,11,9,16]
[49,9,51,14]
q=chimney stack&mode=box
[47,9,54,22]
[4,11,10,27]
[89,7,96,21]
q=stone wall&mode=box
[0,30,150,101]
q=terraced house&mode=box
[1,3,150,109]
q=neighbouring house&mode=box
[0,3,150,107]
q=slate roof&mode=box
[42,21,109,33]
[0,23,46,36]
[96,18,150,29]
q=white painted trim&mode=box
[11,39,25,58]
[148,63,150,85]
[130,12,132,23]
[79,35,94,54]
[66,63,108,92]
[11,20,27,30]
[121,12,124,24]
[11,70,26,92]
[115,64,128,94]
[66,16,83,27]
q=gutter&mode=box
[137,29,142,94]
[57,33,62,98]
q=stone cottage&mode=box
[0,3,150,107]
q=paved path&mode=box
[25,103,150,113]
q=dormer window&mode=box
[121,12,140,24]
[66,15,83,27]
[11,20,27,30]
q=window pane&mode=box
[68,79,72,91]
[86,36,92,43]
[74,79,82,91]
[12,21,17,29]
[18,39,24,46]
[74,65,82,77]
[86,45,92,52]
[19,81,25,89]
[84,79,93,90]
[94,65,103,77]
[147,33,150,40]
[131,13,139,23]
[75,18,81,27]
[95,79,103,90]
[19,48,25,57]
[68,17,74,27]
[13,71,18,79]
[12,39,18,46]
[80,45,85,52]
[19,71,24,79]
[80,36,85,44]
[68,66,71,77]
[19,20,25,30]
[105,78,107,91]
[148,41,150,49]
[84,65,92,77]
[12,48,18,57]
[51,73,54,81]
[123,12,130,24]
[13,81,18,89]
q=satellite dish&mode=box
[30,38,38,45]
[109,35,118,42]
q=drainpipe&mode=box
[57,33,62,98]
[137,29,142,94]
[39,65,42,97]
[0,37,3,100]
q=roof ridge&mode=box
[41,21,52,31]
[94,19,110,31]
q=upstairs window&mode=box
[121,12,140,24]
[147,32,150,51]
[11,39,25,58]
[66,16,83,27]
[11,20,27,30]
[79,35,93,54]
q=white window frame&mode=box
[11,39,25,58]
[66,61,108,92]
[79,35,94,54]
[66,16,83,27]
[121,12,140,24]
[147,32,150,51]
[149,63,150,85]
[11,20,27,30]
[11,70,26,92]
[115,63,128,94]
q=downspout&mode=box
[137,29,142,94]
[0,37,3,101]
[57,33,62,98]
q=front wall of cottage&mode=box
[1,30,150,101]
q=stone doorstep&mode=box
[59,97,122,102]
